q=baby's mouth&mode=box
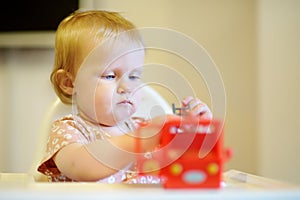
[117,100,133,106]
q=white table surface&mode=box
[1,170,300,200]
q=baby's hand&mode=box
[182,96,212,120]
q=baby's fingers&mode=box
[182,96,194,106]
[181,96,212,120]
[198,105,213,120]
[182,97,205,113]
[189,101,209,116]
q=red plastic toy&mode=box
[136,105,232,189]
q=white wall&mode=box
[0,49,56,172]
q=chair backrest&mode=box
[29,86,172,181]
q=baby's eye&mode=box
[102,74,116,80]
[129,75,141,80]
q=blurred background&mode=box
[0,0,299,185]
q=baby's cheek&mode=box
[95,90,113,111]
[135,90,142,101]
[133,91,142,107]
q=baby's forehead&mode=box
[102,54,145,73]
[79,36,144,72]
[99,48,144,69]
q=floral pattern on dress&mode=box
[37,114,161,184]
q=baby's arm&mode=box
[53,142,116,181]
[53,135,140,181]
[53,115,169,182]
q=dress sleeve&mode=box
[37,117,87,176]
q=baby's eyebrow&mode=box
[130,69,142,73]
[131,67,143,73]
[97,70,114,77]
[102,70,115,74]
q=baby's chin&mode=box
[96,111,136,127]
[113,111,136,123]
[114,105,136,118]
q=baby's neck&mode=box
[98,123,128,136]
[76,112,134,136]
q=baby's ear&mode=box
[55,69,74,96]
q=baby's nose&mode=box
[117,81,132,94]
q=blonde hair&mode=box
[51,10,143,104]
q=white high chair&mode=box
[29,86,173,181]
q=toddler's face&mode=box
[74,44,145,127]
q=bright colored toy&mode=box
[136,104,232,189]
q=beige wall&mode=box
[0,0,299,185]
[92,0,258,175]
[257,0,300,184]
[0,51,8,171]
[91,0,300,184]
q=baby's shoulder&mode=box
[51,114,91,135]
[53,114,88,126]
[50,114,90,142]
[54,114,76,122]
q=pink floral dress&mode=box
[37,114,161,184]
